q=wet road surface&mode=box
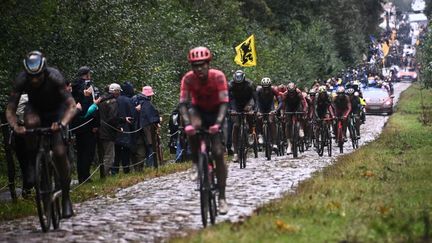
[0,82,411,242]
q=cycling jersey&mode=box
[256,86,279,112]
[179,69,228,112]
[281,89,307,113]
[349,95,362,114]
[333,94,352,117]
[229,79,256,111]
[315,93,334,119]
[13,67,71,113]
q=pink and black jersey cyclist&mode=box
[178,46,229,215]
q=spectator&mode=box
[134,85,160,168]
[97,83,123,176]
[168,105,191,162]
[11,94,32,198]
[111,82,135,175]
[71,67,100,183]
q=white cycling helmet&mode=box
[261,77,271,87]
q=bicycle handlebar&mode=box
[284,111,305,114]
[25,127,53,134]
[229,111,255,116]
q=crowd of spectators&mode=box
[9,66,162,190]
[68,67,162,182]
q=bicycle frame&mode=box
[335,117,345,153]
[26,127,62,232]
[316,117,333,157]
[230,111,256,168]
[195,130,218,227]
[348,113,359,149]
[259,112,272,160]
[276,114,287,156]
[284,111,305,158]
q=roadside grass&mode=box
[0,161,192,221]
[173,84,432,242]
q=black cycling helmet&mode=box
[23,51,46,75]
[233,70,245,83]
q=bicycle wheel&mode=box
[276,123,285,156]
[316,125,324,157]
[51,166,62,230]
[304,122,312,151]
[198,152,209,227]
[348,119,358,149]
[253,132,258,159]
[337,121,344,153]
[208,164,217,225]
[263,123,271,161]
[352,118,359,149]
[239,121,247,169]
[292,123,298,158]
[35,151,53,232]
[51,183,61,229]
[326,124,332,157]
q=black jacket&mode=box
[71,78,100,134]
[133,93,160,128]
[115,95,135,147]
[98,94,120,141]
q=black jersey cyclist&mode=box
[6,51,77,218]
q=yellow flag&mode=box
[234,35,257,67]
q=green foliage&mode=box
[0,0,383,115]
[417,28,432,88]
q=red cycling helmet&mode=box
[278,84,287,93]
[188,46,212,63]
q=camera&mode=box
[84,79,93,89]
[93,86,101,99]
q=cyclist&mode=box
[314,86,335,120]
[279,82,308,154]
[228,70,257,162]
[306,88,317,120]
[346,88,362,138]
[275,84,287,117]
[178,46,229,214]
[332,86,352,141]
[255,77,279,151]
[6,51,77,218]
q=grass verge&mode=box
[173,84,432,242]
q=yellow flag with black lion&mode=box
[234,35,257,67]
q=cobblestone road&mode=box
[0,82,411,242]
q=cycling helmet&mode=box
[287,82,296,93]
[309,88,316,96]
[261,77,271,87]
[278,84,287,93]
[23,51,46,75]
[318,85,327,93]
[336,86,345,94]
[233,70,245,83]
[188,46,212,63]
[346,88,355,95]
